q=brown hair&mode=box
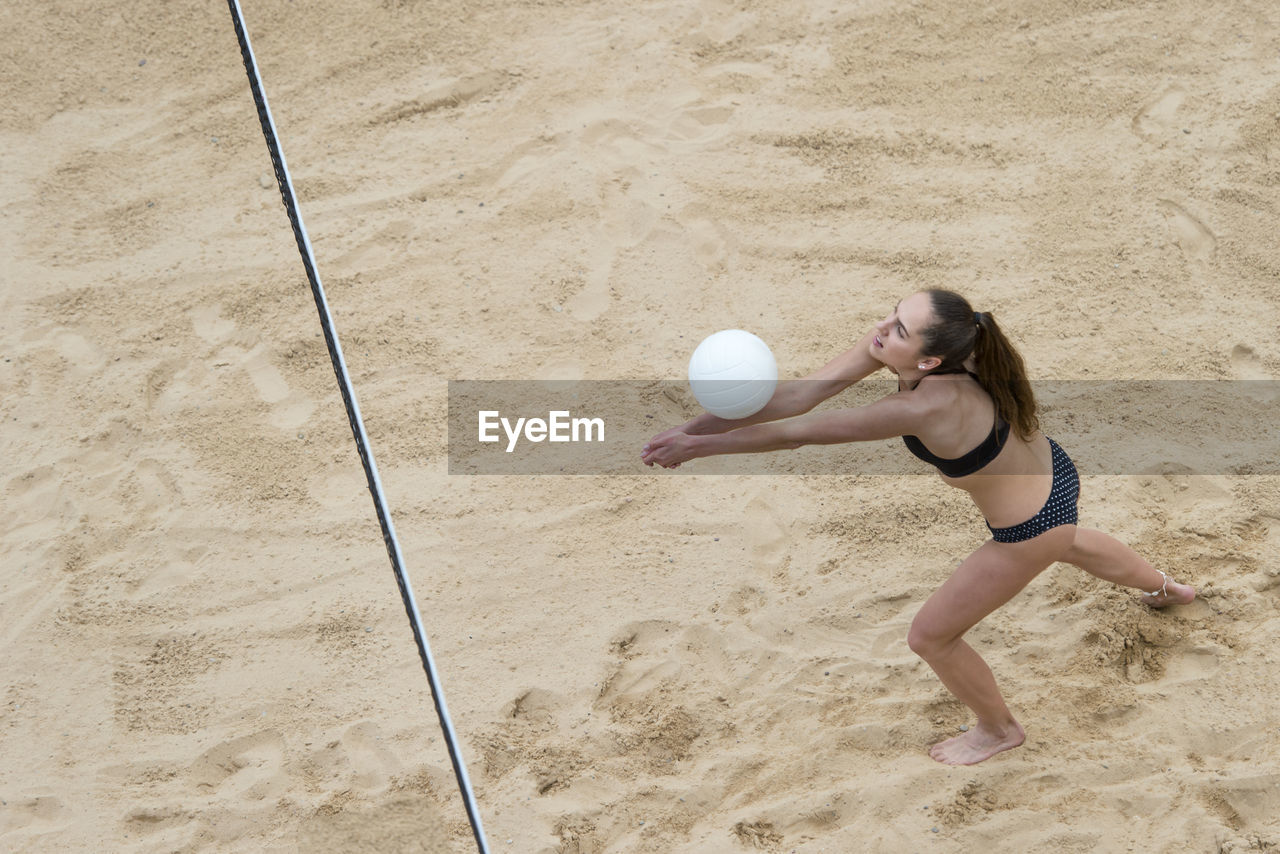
[920,289,1039,439]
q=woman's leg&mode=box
[907,525,1074,765]
[1062,528,1196,607]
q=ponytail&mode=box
[972,311,1039,439]
[921,290,1039,440]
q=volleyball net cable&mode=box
[224,3,490,851]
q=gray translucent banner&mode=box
[447,380,1280,475]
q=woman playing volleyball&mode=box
[640,289,1195,765]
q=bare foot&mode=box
[929,721,1025,766]
[1142,579,1196,609]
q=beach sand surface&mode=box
[2,0,1279,851]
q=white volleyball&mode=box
[688,330,778,419]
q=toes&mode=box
[928,742,959,764]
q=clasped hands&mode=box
[640,426,698,468]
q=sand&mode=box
[2,0,1279,851]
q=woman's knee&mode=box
[907,616,955,661]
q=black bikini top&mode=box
[899,369,1010,477]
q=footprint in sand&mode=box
[563,169,661,322]
[189,730,288,802]
[195,303,315,430]
[868,621,915,661]
[143,358,190,412]
[211,343,315,431]
[1199,773,1280,832]
[329,219,414,277]
[1126,474,1232,525]
[0,795,70,838]
[306,467,367,511]
[1230,343,1273,382]
[122,804,189,836]
[503,687,566,726]
[335,721,403,790]
[3,464,78,545]
[1217,345,1276,464]
[51,328,105,375]
[1158,199,1216,263]
[1142,642,1227,689]
[131,457,183,521]
[597,620,708,703]
[295,793,450,853]
[191,304,236,344]
[1234,513,1280,592]
[242,345,290,405]
[127,541,209,600]
[680,0,758,53]
[699,59,773,92]
[366,70,510,128]
[0,576,68,649]
[666,104,736,145]
[597,175,661,248]
[1232,512,1279,545]
[534,359,585,382]
[563,99,737,322]
[492,135,564,193]
[724,584,768,616]
[743,493,791,575]
[733,793,852,848]
[1131,85,1186,140]
[598,654,683,704]
[1183,722,1271,763]
[676,201,738,272]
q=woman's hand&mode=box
[645,423,691,447]
[641,430,699,468]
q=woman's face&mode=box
[869,291,936,372]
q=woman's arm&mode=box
[642,385,941,467]
[660,329,886,439]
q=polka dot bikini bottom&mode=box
[986,437,1080,543]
